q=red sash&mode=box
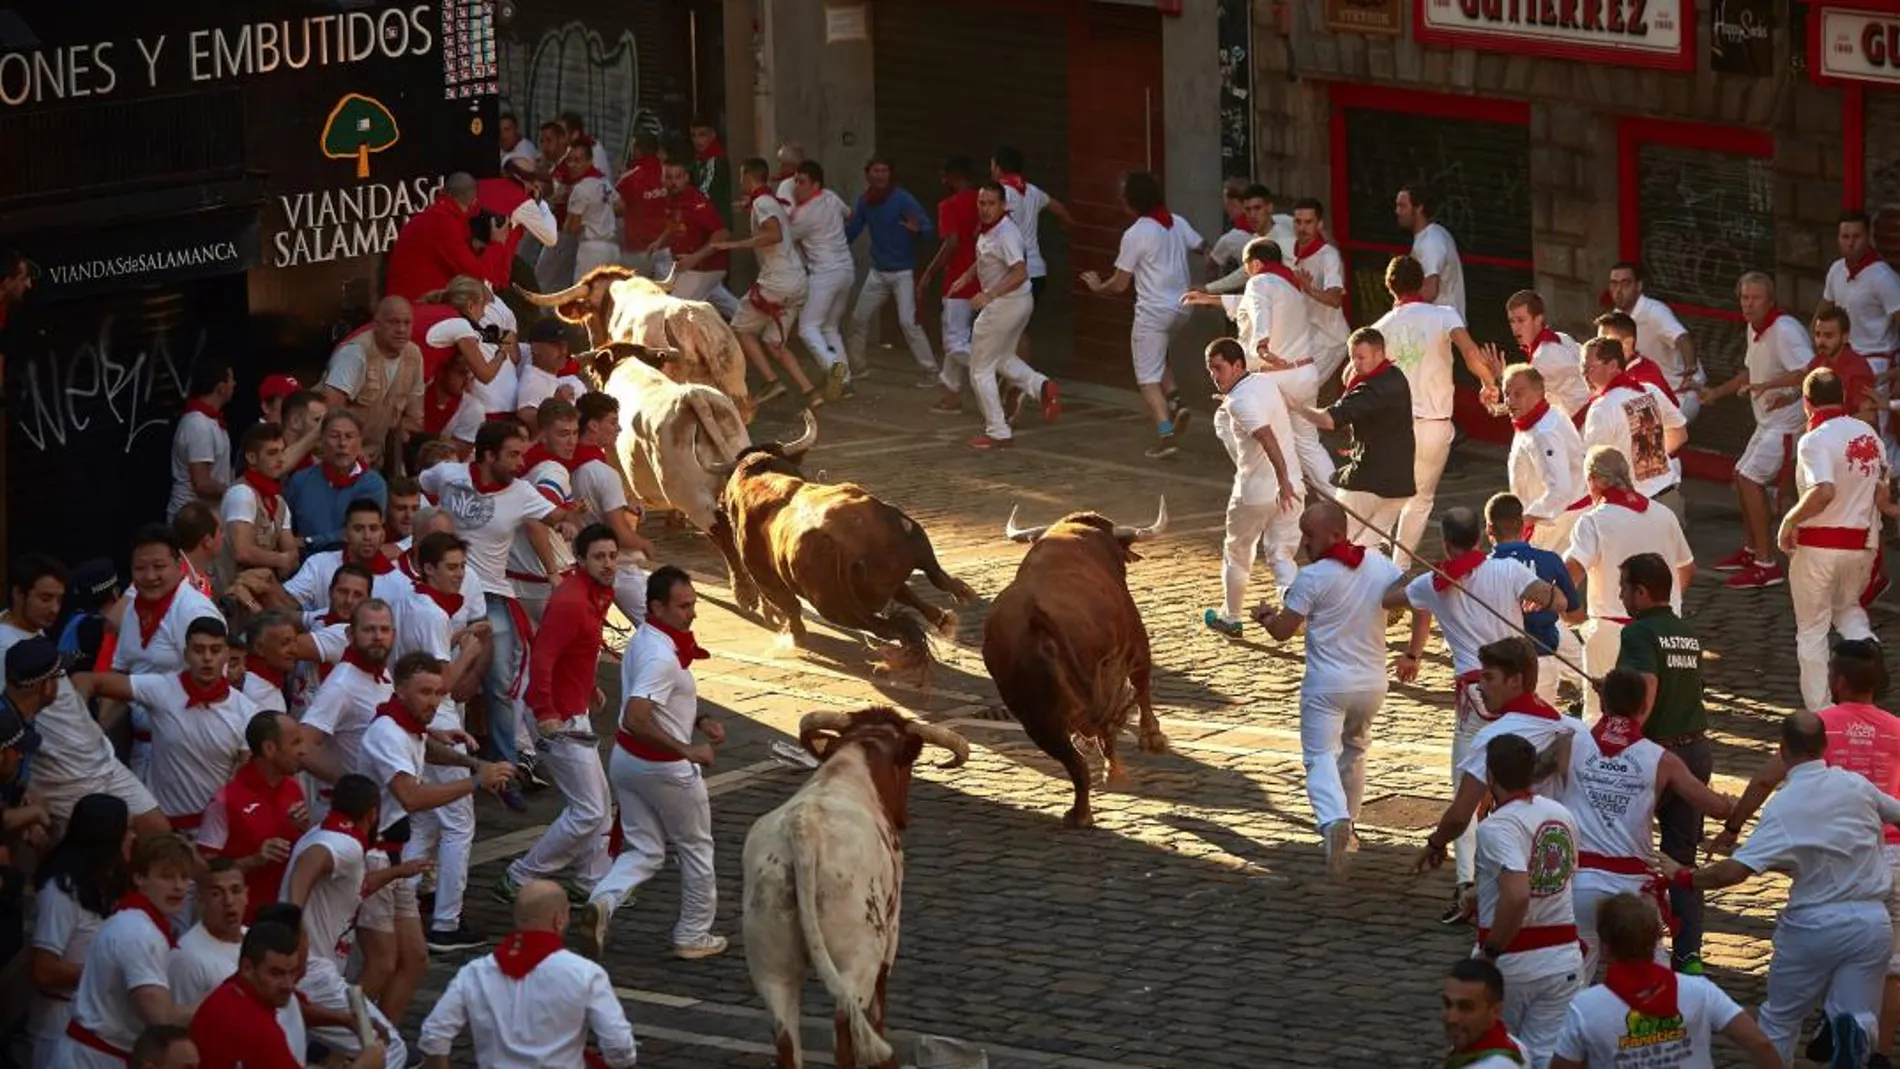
[1476,923,1580,955]
[65,1020,130,1063]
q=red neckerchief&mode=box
[1597,486,1650,514]
[359,550,396,576]
[1511,399,1551,432]
[319,808,370,848]
[1592,713,1644,758]
[317,608,346,629]
[399,553,422,581]
[1432,549,1487,592]
[1750,307,1783,343]
[696,136,725,162]
[977,214,1007,235]
[1344,357,1398,392]
[1593,370,1647,401]
[1847,248,1881,281]
[579,166,605,182]
[1446,1020,1523,1068]
[244,655,286,692]
[242,468,284,518]
[132,585,179,647]
[1230,211,1249,231]
[1293,234,1327,261]
[1603,960,1680,1019]
[650,618,710,669]
[863,182,894,207]
[556,357,582,377]
[1809,405,1849,431]
[468,461,509,494]
[341,647,389,683]
[1259,262,1301,288]
[494,929,566,979]
[412,579,464,620]
[1394,295,1428,306]
[374,697,430,738]
[1142,206,1174,229]
[1494,692,1562,721]
[1520,326,1561,358]
[745,186,783,208]
[179,670,232,708]
[522,442,611,474]
[321,460,366,490]
[116,891,177,948]
[183,397,225,429]
[997,172,1027,195]
[1318,540,1366,569]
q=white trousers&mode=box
[1581,618,1625,718]
[1396,418,1455,565]
[594,750,717,943]
[613,561,650,628]
[797,267,855,377]
[1451,691,1485,886]
[1535,625,1585,705]
[508,734,613,889]
[1527,510,1579,555]
[1572,870,1667,981]
[299,955,407,1069]
[575,239,620,283]
[847,268,936,371]
[673,269,741,320]
[968,296,1043,440]
[1336,488,1407,551]
[1760,901,1892,1064]
[1220,499,1300,621]
[1791,545,1877,711]
[1502,964,1584,1069]
[1313,342,1349,387]
[1265,366,1336,493]
[1298,687,1383,828]
[403,766,473,930]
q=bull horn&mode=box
[1114,496,1169,542]
[1002,505,1049,544]
[654,263,679,293]
[513,280,590,307]
[911,722,970,770]
[776,409,818,458]
[797,710,853,759]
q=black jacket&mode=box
[1326,363,1416,499]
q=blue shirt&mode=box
[284,464,389,554]
[845,187,932,272]
[1490,541,1576,655]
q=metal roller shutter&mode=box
[1864,90,1900,263]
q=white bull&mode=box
[519,266,755,421]
[742,708,970,1069]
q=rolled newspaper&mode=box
[346,985,376,1050]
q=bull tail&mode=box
[684,389,745,464]
[789,813,892,1065]
[898,506,977,606]
[1027,605,1132,741]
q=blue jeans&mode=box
[1660,735,1713,967]
[484,593,525,766]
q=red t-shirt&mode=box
[663,187,729,272]
[197,762,306,924]
[937,188,980,299]
[1624,355,1679,406]
[191,976,304,1069]
[617,157,669,248]
[1810,348,1877,419]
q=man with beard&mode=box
[197,711,308,920]
[648,148,739,317]
[1441,959,1528,1068]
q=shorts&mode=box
[35,760,158,831]
[1735,423,1797,485]
[356,849,419,933]
[732,290,804,348]
[1132,310,1190,386]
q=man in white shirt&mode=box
[1443,960,1532,1068]
[218,424,300,588]
[1576,336,1688,508]
[1397,186,1465,317]
[1700,271,1816,590]
[1200,337,1302,637]
[168,359,235,522]
[580,567,727,961]
[1821,210,1900,455]
[1675,711,1900,1064]
[283,499,395,611]
[559,138,618,282]
[788,160,857,398]
[708,157,820,406]
[1505,291,1589,419]
[1503,365,1588,553]
[1257,501,1404,877]
[418,880,638,1069]
[509,400,584,624]
[499,113,538,170]
[1608,262,1702,420]
[1083,170,1203,460]
[1782,368,1891,711]
[167,862,248,1006]
[300,600,398,815]
[1373,255,1496,562]
[1550,891,1779,1069]
[1290,198,1351,386]
[573,392,658,624]
[952,182,1059,452]
[515,319,588,423]
[111,526,225,782]
[1199,183,1298,298]
[1562,446,1696,717]
[991,145,1073,352]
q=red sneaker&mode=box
[969,435,1014,451]
[1724,560,1786,589]
[1040,380,1062,423]
[1713,547,1755,573]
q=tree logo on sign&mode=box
[322,94,401,180]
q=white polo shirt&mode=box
[1554,975,1742,1068]
[168,409,231,521]
[1003,182,1052,279]
[281,825,367,966]
[168,923,241,1007]
[1580,383,1686,498]
[1114,215,1203,324]
[376,557,484,616]
[1294,240,1349,351]
[1797,411,1889,549]
[1475,793,1581,983]
[1215,373,1297,506]
[128,673,256,823]
[1372,299,1467,420]
[975,217,1030,298]
[1403,557,1540,675]
[1411,221,1466,318]
[1527,331,1590,418]
[1565,499,1693,617]
[359,709,429,834]
[1281,549,1405,696]
[750,193,807,300]
[417,947,638,1069]
[283,550,345,611]
[1825,256,1900,356]
[789,188,855,278]
[29,883,102,1052]
[515,365,588,413]
[1746,313,1816,431]
[67,907,172,1056]
[1626,294,1693,381]
[1509,404,1587,523]
[1236,270,1312,366]
[620,623,699,753]
[1732,759,1900,915]
[420,463,559,598]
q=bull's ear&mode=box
[556,300,590,323]
[900,733,924,767]
[1123,547,1144,563]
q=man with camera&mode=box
[385,173,516,303]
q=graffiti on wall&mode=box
[13,318,202,454]
[499,20,663,167]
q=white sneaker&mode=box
[673,932,729,960]
[1322,819,1354,880]
[580,897,613,960]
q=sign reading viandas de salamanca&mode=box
[43,242,243,286]
[270,174,442,267]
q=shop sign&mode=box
[1328,0,1406,35]
[1711,0,1775,74]
[19,210,261,302]
[1812,6,1900,86]
[1415,0,1695,69]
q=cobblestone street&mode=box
[412,352,1867,1068]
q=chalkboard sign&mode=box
[1217,0,1253,180]
[1635,144,1775,312]
[1342,108,1533,263]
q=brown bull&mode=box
[709,436,975,671]
[982,500,1170,828]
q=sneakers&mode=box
[969,435,1013,451]
[1169,404,1192,437]
[674,933,729,960]
[755,381,788,405]
[1145,440,1179,460]
[498,784,528,813]
[1673,952,1704,976]
[580,897,613,961]
[426,923,487,953]
[1831,1012,1869,1069]
[930,394,962,415]
[1440,882,1474,925]
[1713,547,1755,572]
[1321,819,1354,880]
[491,871,520,904]
[1203,609,1245,637]
[1040,380,1062,423]
[1724,559,1785,589]
[913,373,942,390]
[821,363,847,402]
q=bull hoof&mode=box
[1105,765,1132,789]
[1138,729,1170,755]
[1062,806,1095,830]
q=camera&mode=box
[479,323,504,344]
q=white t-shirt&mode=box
[28,884,102,1051]
[128,674,256,821]
[1475,793,1581,983]
[322,338,425,409]
[1825,257,1900,356]
[1565,501,1693,617]
[789,188,856,277]
[442,391,484,444]
[515,365,587,414]
[975,216,1031,298]
[1627,294,1694,382]
[359,711,429,834]
[1529,331,1590,418]
[1458,712,1580,786]
[1797,412,1889,548]
[1215,374,1297,506]
[432,317,520,420]
[375,558,483,618]
[621,622,699,749]
[571,457,630,517]
[395,585,483,731]
[1509,405,1588,523]
[112,583,224,673]
[1236,271,1312,366]
[419,463,558,597]
[1558,728,1665,865]
[1281,550,1405,695]
[1745,314,1816,429]
[1294,241,1349,350]
[284,550,344,612]
[1554,975,1742,1069]
[220,483,293,541]
[1581,383,1686,498]
[1732,759,1900,914]
[281,826,366,966]
[168,409,231,520]
[1003,182,1052,278]
[510,460,579,581]
[168,923,242,1007]
[1113,215,1204,322]
[1403,557,1540,675]
[68,908,172,1053]
[566,175,616,243]
[301,660,395,798]
[1411,221,1466,319]
[1372,299,1467,420]
[750,193,808,300]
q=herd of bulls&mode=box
[518,267,1172,1068]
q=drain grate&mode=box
[1356,793,1446,831]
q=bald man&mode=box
[386,172,515,301]
[418,880,637,1069]
[1256,501,1403,878]
[321,297,426,466]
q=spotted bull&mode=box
[743,707,970,1069]
[983,500,1170,828]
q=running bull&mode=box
[519,265,755,420]
[708,434,976,670]
[986,500,1170,828]
[744,707,970,1069]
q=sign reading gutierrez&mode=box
[1815,7,1900,86]
[1416,0,1693,69]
